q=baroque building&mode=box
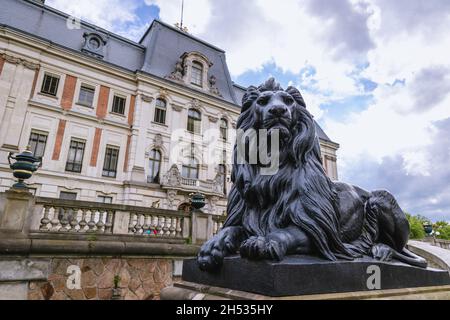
[0,0,339,216]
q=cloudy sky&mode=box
[47,0,450,222]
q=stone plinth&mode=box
[161,281,450,300]
[182,255,450,297]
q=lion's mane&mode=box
[224,78,355,261]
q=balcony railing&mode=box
[29,197,225,245]
[161,164,225,195]
[35,197,190,240]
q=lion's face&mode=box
[254,90,296,137]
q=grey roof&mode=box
[314,122,332,143]
[0,0,145,71]
[139,20,239,104]
[0,0,335,143]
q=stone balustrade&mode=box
[36,198,114,233]
[423,238,450,250]
[31,197,205,242]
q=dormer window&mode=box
[191,61,203,87]
[82,32,107,59]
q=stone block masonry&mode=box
[27,258,173,300]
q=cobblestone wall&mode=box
[27,258,173,300]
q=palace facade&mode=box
[0,0,339,215]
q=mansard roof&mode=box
[0,0,335,143]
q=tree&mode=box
[406,213,426,240]
[433,220,450,240]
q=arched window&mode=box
[220,118,228,141]
[191,61,203,87]
[148,149,161,183]
[187,109,201,134]
[182,143,199,179]
[154,98,166,124]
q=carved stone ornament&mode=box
[209,75,223,97]
[2,54,39,70]
[208,116,219,123]
[166,58,185,81]
[172,104,183,112]
[161,164,182,187]
[212,172,224,194]
[190,98,202,109]
[159,87,169,98]
[166,189,178,210]
[154,134,163,148]
[3,54,21,65]
[141,94,154,103]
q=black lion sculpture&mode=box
[198,78,427,271]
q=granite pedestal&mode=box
[182,255,450,297]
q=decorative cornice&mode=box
[141,94,154,103]
[172,104,184,112]
[2,54,39,70]
[208,116,219,123]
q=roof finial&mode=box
[175,0,189,33]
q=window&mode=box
[154,98,167,124]
[98,195,113,203]
[59,191,77,200]
[102,146,119,178]
[65,139,86,173]
[148,149,161,183]
[78,85,95,107]
[112,95,126,115]
[182,143,199,179]
[187,109,201,134]
[28,131,48,159]
[220,118,228,141]
[40,73,60,96]
[191,61,203,86]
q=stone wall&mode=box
[26,258,174,300]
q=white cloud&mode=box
[47,0,139,31]
[144,0,212,34]
[45,0,450,219]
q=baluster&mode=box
[128,213,136,234]
[59,207,70,232]
[136,213,144,234]
[176,217,182,237]
[39,206,51,231]
[157,216,164,236]
[163,217,171,236]
[78,209,88,232]
[50,207,60,231]
[150,216,158,236]
[104,211,114,233]
[170,217,176,237]
[96,210,105,233]
[69,208,79,232]
[142,214,150,235]
[87,210,96,233]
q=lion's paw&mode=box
[371,243,394,261]
[265,238,287,261]
[198,237,226,271]
[240,236,267,259]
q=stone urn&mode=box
[190,192,206,210]
[8,146,41,189]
